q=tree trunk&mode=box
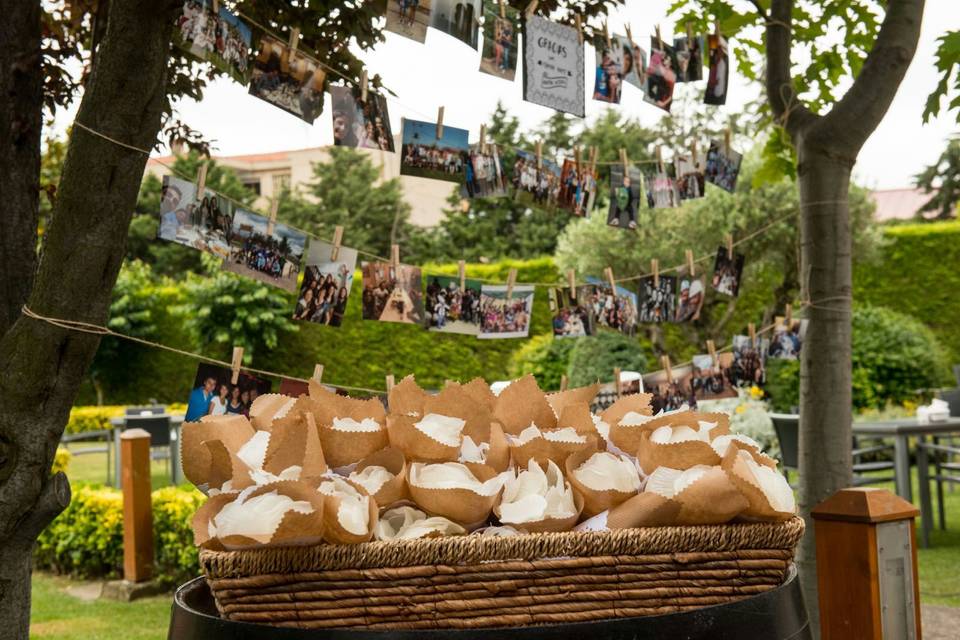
[0,2,178,636]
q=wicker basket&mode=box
[200,517,804,631]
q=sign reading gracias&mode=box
[523,15,585,117]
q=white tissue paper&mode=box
[573,452,642,493]
[348,465,394,496]
[408,462,506,496]
[650,425,704,445]
[209,486,314,543]
[499,460,576,524]
[710,433,762,458]
[460,436,490,464]
[375,506,466,541]
[645,465,712,499]
[331,417,382,432]
[515,424,586,446]
[414,413,467,447]
[736,451,796,513]
[591,414,610,441]
[318,475,371,536]
[234,429,302,486]
[620,411,655,427]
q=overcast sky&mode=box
[54,0,959,191]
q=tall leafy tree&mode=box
[914,135,960,220]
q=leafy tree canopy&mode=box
[914,135,960,220]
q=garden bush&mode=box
[65,403,187,434]
[508,335,578,390]
[566,332,649,387]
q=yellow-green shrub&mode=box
[52,448,71,475]
[65,403,188,434]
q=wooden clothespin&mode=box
[661,355,673,383]
[691,139,699,167]
[267,198,279,235]
[707,339,718,367]
[391,244,400,269]
[603,21,612,50]
[574,145,582,174]
[360,69,368,103]
[724,128,732,155]
[288,27,300,55]
[436,106,444,140]
[458,259,466,293]
[589,146,598,175]
[785,303,793,327]
[195,161,209,196]
[479,124,487,154]
[620,148,629,174]
[614,367,622,398]
[748,322,757,347]
[560,374,569,392]
[535,140,543,170]
[567,269,576,297]
[505,268,517,299]
[386,374,395,394]
[604,266,617,292]
[330,225,344,261]
[525,0,539,18]
[575,14,583,45]
[725,233,734,256]
[498,0,506,19]
[625,23,633,45]
[715,18,722,38]
[230,346,244,385]
[686,249,695,276]
[312,364,324,384]
[655,24,663,49]
[212,0,219,13]
[686,21,694,44]
[651,258,660,288]
[656,145,664,173]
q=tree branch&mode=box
[748,0,769,21]
[765,0,817,140]
[814,0,926,154]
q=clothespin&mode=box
[604,266,617,292]
[479,124,486,154]
[330,225,344,261]
[535,140,543,170]
[707,339,718,367]
[724,128,732,155]
[525,0,539,18]
[656,145,664,173]
[391,244,400,269]
[212,0,219,13]
[312,364,324,384]
[458,259,466,293]
[575,14,583,45]
[655,24,662,49]
[715,18,722,38]
[505,268,517,299]
[651,258,660,288]
[386,374,395,394]
[748,322,757,347]
[288,27,300,55]
[691,139,699,167]
[436,106,444,140]
[620,148,629,174]
[560,374,569,392]
[614,367,622,398]
[267,198,279,235]
[661,355,673,383]
[603,20,611,49]
[360,69,368,103]
[725,233,734,256]
[686,21,694,44]
[230,346,244,385]
[567,269,576,297]
[686,249,695,276]
[785,303,793,327]
[574,145,582,174]
[195,161,208,196]
[589,146,598,175]
[498,0,506,19]
[625,23,633,45]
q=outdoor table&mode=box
[852,417,960,547]
[110,414,185,486]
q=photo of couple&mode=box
[676,275,706,322]
[558,159,597,217]
[157,175,235,258]
[184,363,272,422]
[479,284,535,339]
[385,0,432,43]
[732,335,769,386]
[550,287,593,338]
[639,275,677,323]
[675,151,706,201]
[705,140,742,193]
[615,34,647,91]
[400,118,470,183]
[248,34,326,124]
[479,4,519,81]
[431,0,481,49]
[330,85,395,152]
[645,37,678,112]
[593,39,624,104]
[361,261,425,324]
[712,245,745,297]
[511,149,561,210]
[223,209,307,292]
[425,276,482,335]
[292,241,357,327]
[463,144,507,198]
[174,0,252,83]
[768,317,807,360]
[582,278,638,336]
[674,34,704,83]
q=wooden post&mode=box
[121,429,154,583]
[812,488,921,640]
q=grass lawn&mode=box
[64,443,173,489]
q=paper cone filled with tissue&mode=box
[406,462,505,528]
[350,447,407,509]
[565,449,642,517]
[494,460,583,532]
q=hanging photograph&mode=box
[674,151,706,201]
[463,144,507,198]
[385,0,432,43]
[510,148,562,210]
[607,165,642,230]
[768,317,808,360]
[361,261,425,324]
[644,36,678,112]
[638,275,677,323]
[673,34,704,82]
[593,37,624,104]
[184,362,272,422]
[424,275,482,335]
[223,209,307,292]
[431,0,481,49]
[479,2,520,81]
[479,284,535,339]
[550,287,593,338]
[174,0,252,83]
[705,139,742,193]
[690,353,737,400]
[292,241,358,327]
[705,34,729,105]
[711,245,745,297]
[676,274,706,322]
[581,277,638,336]
[643,365,696,414]
[248,34,326,124]
[615,34,647,91]
[157,175,235,258]
[330,85,395,152]
[558,158,598,217]
[732,335,768,386]
[644,167,679,209]
[400,118,470,183]
[522,15,585,117]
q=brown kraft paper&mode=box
[636,428,722,475]
[355,447,408,509]
[492,375,557,435]
[565,448,639,518]
[460,377,498,411]
[387,414,461,463]
[484,422,511,472]
[204,440,255,493]
[599,393,653,428]
[721,447,794,521]
[406,463,502,528]
[181,414,256,488]
[387,374,431,417]
[316,477,379,545]
[509,430,598,468]
[673,466,748,525]
[556,402,598,437]
[423,384,492,445]
[606,491,682,529]
[546,383,600,418]
[262,411,328,479]
[248,393,296,431]
[494,486,585,534]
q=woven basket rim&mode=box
[201,516,804,578]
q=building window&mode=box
[241,178,261,196]
[273,173,291,194]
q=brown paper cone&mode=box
[484,422,511,472]
[509,430,599,468]
[606,492,682,529]
[556,402,597,436]
[406,463,502,527]
[181,414,255,487]
[673,466,749,525]
[636,428,722,475]
[599,393,653,427]
[318,419,389,469]
[300,413,328,480]
[204,440,255,492]
[387,414,461,463]
[192,493,237,547]
[248,393,296,431]
[461,377,498,411]
[565,449,639,518]
[424,384,492,445]
[721,448,794,521]
[355,447,408,509]
[318,477,379,544]
[388,374,430,417]
[494,487,585,533]
[723,437,778,469]
[492,375,557,435]
[546,383,600,417]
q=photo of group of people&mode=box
[645,37,677,112]
[330,85,394,152]
[593,38,624,104]
[248,34,326,124]
[385,0,432,42]
[400,118,469,183]
[639,275,677,323]
[581,278,638,336]
[768,317,807,360]
[674,34,704,82]
[184,363,272,422]
[643,366,697,413]
[644,168,680,209]
[675,152,706,201]
[478,284,535,339]
[174,0,252,83]
[690,353,738,400]
[425,276,482,335]
[511,149,562,209]
[712,246,746,297]
[479,4,519,81]
[292,241,357,327]
[361,262,425,324]
[705,34,729,105]
[463,144,506,198]
[705,140,742,193]
[431,0,481,49]
[550,287,593,338]
[157,176,235,258]
[676,275,706,322]
[607,166,642,230]
[558,159,598,217]
[732,335,768,385]
[223,209,307,292]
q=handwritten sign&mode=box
[523,15,584,117]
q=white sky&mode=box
[52,0,960,191]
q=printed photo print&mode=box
[607,165,642,231]
[690,353,737,400]
[644,167,679,209]
[615,34,647,91]
[424,275,482,335]
[712,245,745,297]
[638,275,677,324]
[645,37,678,112]
[431,0,481,49]
[676,274,706,322]
[400,118,470,183]
[644,365,697,414]
[705,34,729,105]
[479,284,535,339]
[732,335,769,386]
[385,0,432,43]
[184,362,272,422]
[330,85,395,152]
[174,0,252,83]
[674,34,704,82]
[675,151,706,201]
[479,3,520,81]
[550,287,593,338]
[223,209,307,292]
[361,261,425,324]
[292,241,358,327]
[248,34,325,124]
[511,148,562,211]
[463,144,507,198]
[705,140,742,193]
[768,317,808,360]
[593,37,624,104]
[558,159,598,217]
[582,277,638,337]
[157,175,235,259]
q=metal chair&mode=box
[926,387,960,528]
[125,405,166,416]
[122,415,173,479]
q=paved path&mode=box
[923,604,960,640]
